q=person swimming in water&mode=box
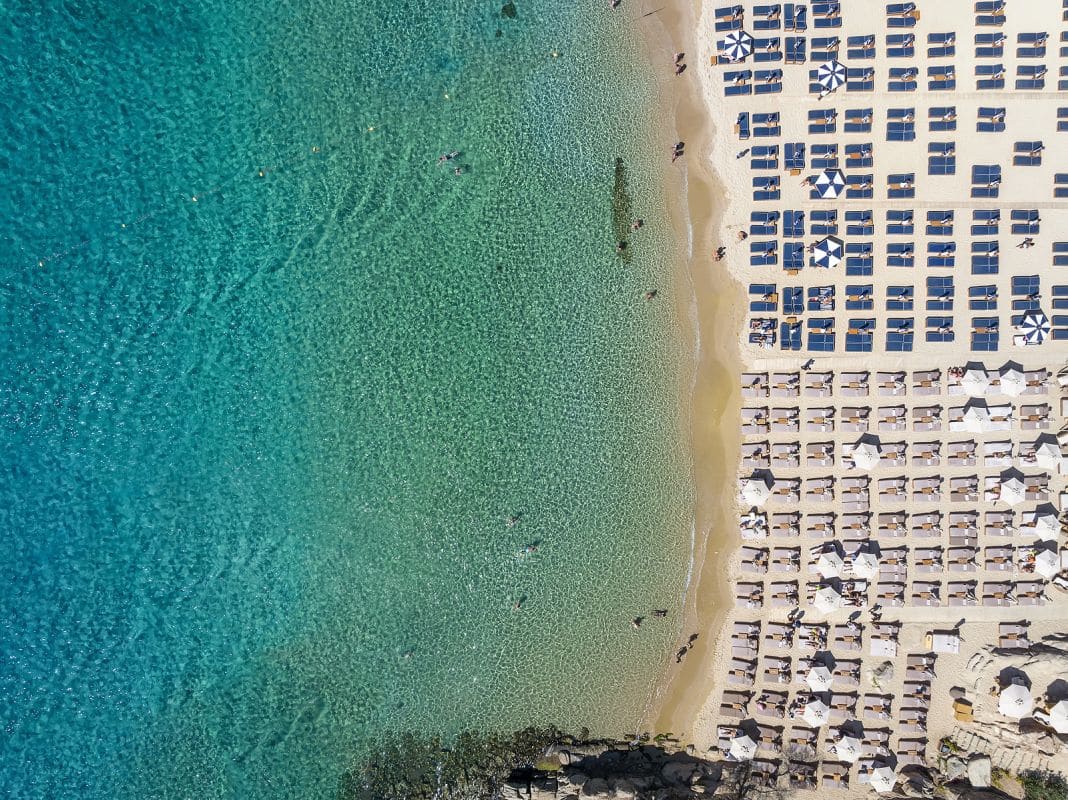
[438,150,460,164]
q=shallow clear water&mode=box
[0,1,692,796]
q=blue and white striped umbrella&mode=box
[814,169,846,199]
[812,235,843,268]
[816,59,847,91]
[722,30,754,62]
[1021,311,1050,344]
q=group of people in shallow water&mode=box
[437,150,465,176]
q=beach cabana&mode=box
[741,476,772,507]
[802,698,830,726]
[998,682,1033,718]
[814,585,843,613]
[812,235,843,268]
[729,733,757,760]
[806,665,834,691]
[870,766,897,794]
[1049,700,1068,734]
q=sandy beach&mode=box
[643,0,1068,790]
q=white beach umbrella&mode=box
[835,735,863,763]
[805,665,834,691]
[1020,312,1051,345]
[812,235,843,269]
[802,698,830,727]
[741,476,772,507]
[851,440,881,471]
[998,682,1033,718]
[999,476,1026,506]
[870,767,897,794]
[1034,548,1061,579]
[813,585,843,614]
[816,59,847,92]
[1035,440,1064,471]
[1031,511,1061,537]
[963,404,992,434]
[817,551,845,578]
[814,169,846,199]
[722,30,754,62]
[1049,700,1068,734]
[999,366,1026,396]
[962,368,991,397]
[852,551,880,579]
[729,733,757,760]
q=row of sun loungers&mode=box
[741,368,1049,398]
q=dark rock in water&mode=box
[496,28,503,37]
[502,2,517,18]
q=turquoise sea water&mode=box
[0,1,692,797]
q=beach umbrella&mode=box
[998,682,1033,718]
[1030,511,1061,537]
[852,551,880,579]
[722,30,754,62]
[812,235,843,269]
[817,551,845,578]
[999,476,1026,506]
[729,733,757,761]
[1035,440,1063,471]
[741,476,771,507]
[1034,548,1060,579]
[1020,312,1051,345]
[835,735,863,763]
[816,59,847,92]
[851,440,881,471]
[814,169,846,199]
[871,767,897,794]
[813,585,843,614]
[1049,700,1068,734]
[963,405,992,434]
[802,698,830,727]
[805,665,834,691]
[999,366,1026,396]
[962,368,991,397]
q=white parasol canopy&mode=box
[806,665,834,691]
[817,551,845,578]
[998,682,1033,718]
[852,551,880,579]
[999,366,1026,396]
[729,733,757,760]
[963,405,992,433]
[1020,312,1051,345]
[835,735,863,763]
[962,368,991,397]
[812,235,844,269]
[802,698,830,727]
[814,169,846,199]
[1035,440,1064,471]
[813,585,843,613]
[1030,511,1061,537]
[722,30,755,62]
[870,767,897,794]
[816,59,847,92]
[741,476,772,507]
[851,440,881,471]
[1034,548,1060,579]
[1049,700,1068,734]
[999,476,1026,506]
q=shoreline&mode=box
[633,0,746,744]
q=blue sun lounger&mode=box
[1055,242,1068,266]
[755,70,784,93]
[887,319,914,352]
[810,210,837,235]
[1011,209,1040,235]
[886,209,914,235]
[1054,286,1068,310]
[847,35,876,59]
[846,211,874,236]
[1055,174,1068,198]
[784,242,804,270]
[927,277,954,310]
[888,241,915,267]
[887,3,918,27]
[887,287,913,311]
[784,143,806,171]
[807,319,835,351]
[753,176,781,201]
[926,316,954,342]
[715,5,744,32]
[926,211,954,236]
[975,1,1006,27]
[844,109,873,133]
[972,210,1000,235]
[780,320,802,350]
[784,209,805,236]
[975,32,1005,57]
[928,32,955,58]
[1012,275,1041,311]
[969,285,997,310]
[929,106,957,131]
[972,240,1000,274]
[847,175,874,199]
[1059,66,1068,91]
[750,211,779,235]
[785,36,807,63]
[736,112,751,140]
[928,66,956,90]
[784,3,808,31]
[846,284,873,310]
[754,38,783,62]
[751,241,778,266]
[846,319,875,352]
[1054,318,1068,341]
[846,243,874,275]
[750,284,779,311]
[928,142,956,175]
[887,108,915,141]
[807,287,834,310]
[813,2,841,28]
[1061,31,1068,57]
[976,63,1005,90]
[808,109,836,134]
[976,106,1005,132]
[753,112,781,136]
[810,36,840,61]
[783,287,804,313]
[1014,141,1043,166]
[847,67,875,91]
[970,317,999,351]
[886,33,915,58]
[928,241,956,268]
[889,68,919,92]
[1016,65,1047,90]
[724,71,753,96]
[845,143,873,168]
[971,165,1001,198]
[754,5,783,29]
[751,145,779,169]
[1017,32,1047,58]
